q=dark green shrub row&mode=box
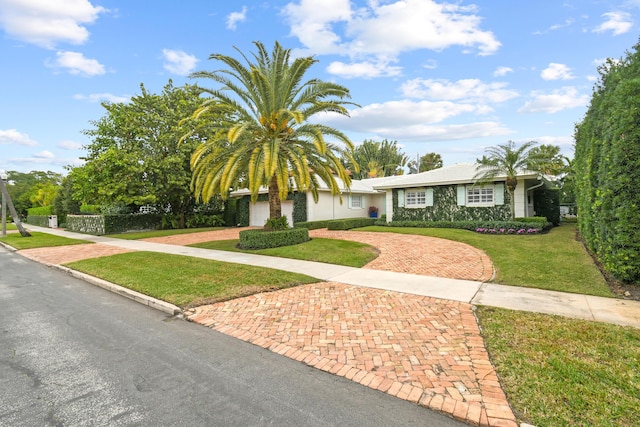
[295,217,377,230]
[533,187,561,225]
[574,41,640,282]
[327,218,377,230]
[238,228,310,249]
[67,214,162,235]
[27,206,52,216]
[294,220,332,230]
[25,215,49,227]
[386,219,552,233]
[514,216,550,225]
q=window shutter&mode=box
[456,186,466,206]
[348,195,353,209]
[397,189,405,207]
[495,183,504,205]
[426,188,434,207]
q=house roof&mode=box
[372,163,540,189]
[230,174,398,197]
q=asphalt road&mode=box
[0,247,465,426]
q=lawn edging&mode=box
[56,265,182,316]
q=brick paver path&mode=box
[17,227,514,426]
[19,243,133,265]
[309,229,493,281]
[187,283,516,426]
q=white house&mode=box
[373,163,544,222]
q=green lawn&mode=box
[0,232,91,249]
[108,227,225,240]
[191,237,378,268]
[358,224,612,297]
[65,251,318,308]
[477,306,640,426]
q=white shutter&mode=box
[457,186,466,206]
[426,188,434,207]
[397,189,405,207]
[495,183,504,205]
[348,195,353,209]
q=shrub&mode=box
[80,204,101,214]
[385,219,553,234]
[238,228,310,249]
[327,218,377,230]
[264,216,289,231]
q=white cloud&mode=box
[326,59,402,78]
[48,51,105,76]
[518,87,589,113]
[34,150,55,159]
[58,140,83,150]
[283,0,500,64]
[226,6,247,30]
[493,66,513,77]
[400,78,519,103]
[316,99,511,142]
[593,11,633,35]
[73,93,130,103]
[0,129,38,146]
[534,18,575,34]
[541,63,574,81]
[162,49,199,76]
[0,0,106,48]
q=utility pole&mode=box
[0,173,31,237]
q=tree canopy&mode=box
[408,152,443,174]
[186,41,358,226]
[72,81,220,227]
[347,139,408,179]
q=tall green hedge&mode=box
[574,42,640,282]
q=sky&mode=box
[1,0,640,175]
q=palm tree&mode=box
[474,140,540,220]
[349,139,408,179]
[185,41,358,227]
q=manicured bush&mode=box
[327,218,377,230]
[385,219,552,234]
[238,228,310,249]
[574,41,640,282]
[27,206,53,216]
[25,215,49,227]
[295,220,332,230]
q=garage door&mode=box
[249,201,294,227]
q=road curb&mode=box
[55,265,182,316]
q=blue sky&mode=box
[1,0,639,174]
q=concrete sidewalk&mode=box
[24,225,640,329]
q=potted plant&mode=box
[368,206,379,218]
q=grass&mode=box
[0,232,91,249]
[190,237,379,268]
[65,251,318,308]
[358,224,612,297]
[477,306,640,426]
[108,227,224,240]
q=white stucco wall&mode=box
[306,192,385,222]
[249,201,293,227]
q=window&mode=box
[406,190,426,206]
[349,195,363,209]
[467,186,494,205]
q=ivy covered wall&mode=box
[391,185,511,222]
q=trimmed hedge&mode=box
[385,219,552,233]
[67,214,162,235]
[238,228,310,249]
[26,215,49,227]
[574,41,640,282]
[295,217,377,230]
[27,206,53,216]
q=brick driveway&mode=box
[18,228,515,426]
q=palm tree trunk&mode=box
[268,174,282,220]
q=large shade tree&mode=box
[73,81,220,227]
[474,140,544,220]
[185,41,357,225]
